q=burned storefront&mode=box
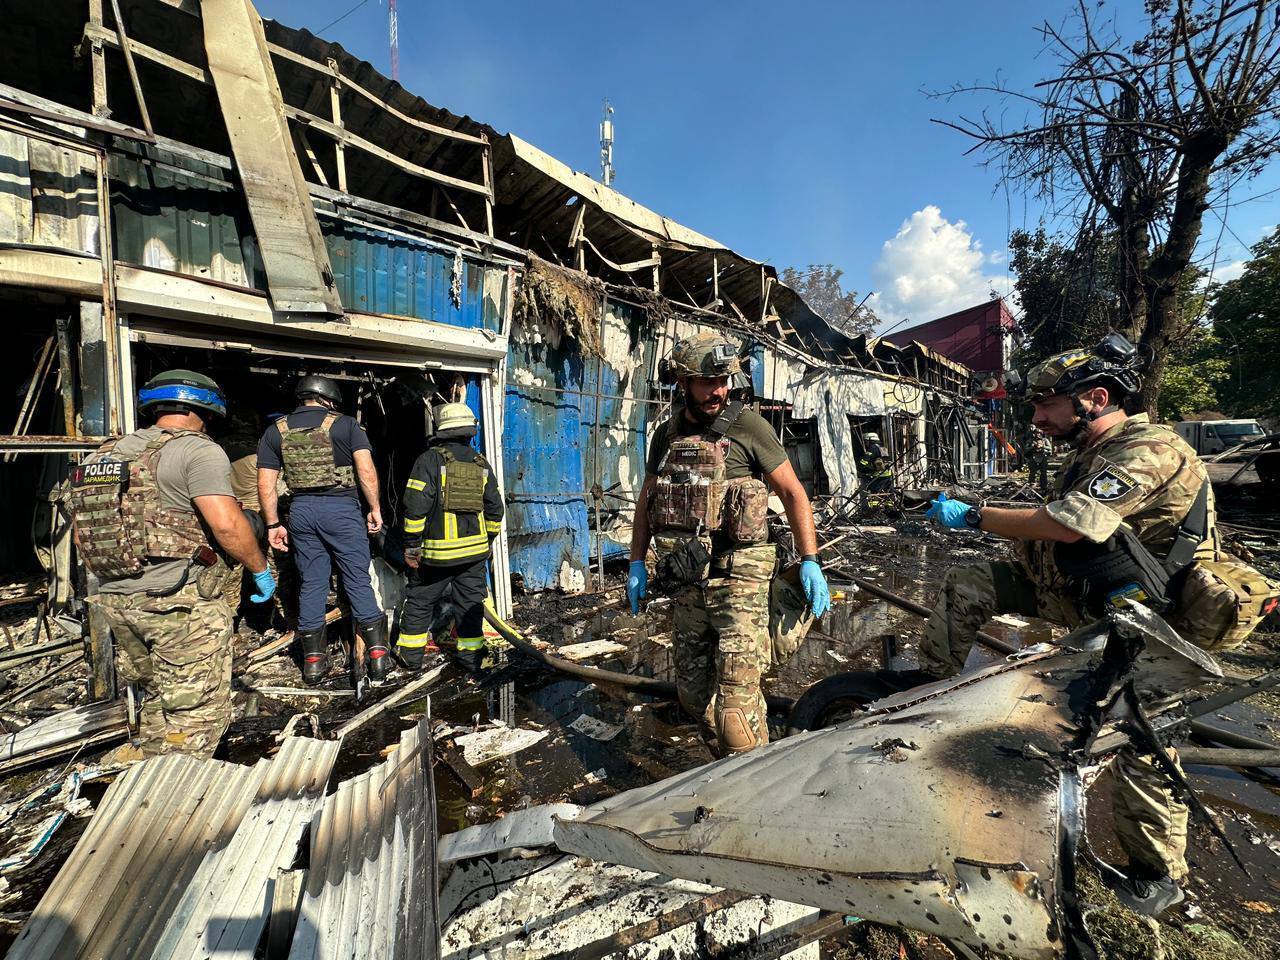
[0,0,522,629]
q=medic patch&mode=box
[1085,465,1137,502]
[72,459,125,487]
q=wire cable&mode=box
[315,0,373,35]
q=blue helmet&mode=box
[138,369,227,418]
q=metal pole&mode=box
[592,293,607,590]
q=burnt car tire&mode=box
[785,671,897,736]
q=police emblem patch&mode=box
[1086,466,1136,502]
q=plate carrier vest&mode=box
[276,412,355,492]
[69,430,212,579]
[651,402,770,546]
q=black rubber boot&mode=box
[397,644,425,672]
[297,628,330,686]
[361,617,392,685]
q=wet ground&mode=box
[2,481,1279,957]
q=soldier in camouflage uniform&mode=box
[919,335,1277,917]
[72,371,275,759]
[627,333,830,756]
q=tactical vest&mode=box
[69,430,212,579]
[276,412,355,492]
[651,403,770,546]
[411,446,495,566]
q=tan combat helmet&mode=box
[1023,334,1143,403]
[666,332,743,379]
[434,402,478,434]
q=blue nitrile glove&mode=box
[249,566,277,604]
[799,560,831,618]
[627,561,648,614]
[925,492,972,530]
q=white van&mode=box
[1174,419,1265,455]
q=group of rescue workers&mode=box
[66,329,1278,921]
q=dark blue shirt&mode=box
[257,405,372,498]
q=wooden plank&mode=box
[87,0,110,117]
[436,739,485,798]
[294,126,328,187]
[285,106,491,198]
[83,21,211,84]
[326,63,347,194]
[200,0,342,315]
[108,0,155,135]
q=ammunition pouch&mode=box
[723,478,769,545]
[1168,557,1280,651]
[1055,527,1173,615]
[652,532,712,592]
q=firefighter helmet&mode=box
[434,402,478,435]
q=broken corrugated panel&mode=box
[109,151,265,289]
[0,129,98,255]
[0,701,127,774]
[555,653,1089,959]
[322,220,501,330]
[148,736,339,960]
[7,738,336,960]
[200,0,343,315]
[288,718,439,960]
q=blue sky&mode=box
[259,0,1279,331]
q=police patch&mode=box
[1085,466,1137,502]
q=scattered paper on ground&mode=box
[569,714,623,742]
[454,725,549,766]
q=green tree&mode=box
[941,0,1280,416]
[1009,227,1121,359]
[781,264,878,338]
[1210,226,1280,417]
[1156,331,1230,421]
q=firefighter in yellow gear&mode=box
[398,402,504,670]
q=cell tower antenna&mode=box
[388,0,400,81]
[599,98,615,186]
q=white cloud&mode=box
[1210,259,1246,284]
[866,206,1012,332]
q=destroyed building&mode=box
[0,0,994,604]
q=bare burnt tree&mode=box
[938,0,1280,413]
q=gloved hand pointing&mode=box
[627,560,648,614]
[249,566,277,604]
[925,492,972,530]
[799,559,831,618]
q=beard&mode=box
[689,397,723,424]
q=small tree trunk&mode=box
[1136,286,1180,417]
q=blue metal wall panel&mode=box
[323,222,500,330]
[503,334,591,592]
[503,300,655,590]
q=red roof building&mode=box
[892,298,1016,375]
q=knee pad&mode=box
[716,706,758,754]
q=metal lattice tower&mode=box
[388,0,399,81]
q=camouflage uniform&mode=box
[921,414,1215,880]
[93,582,234,757]
[671,543,775,753]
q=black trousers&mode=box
[398,558,487,651]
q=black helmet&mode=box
[138,369,226,418]
[1023,333,1143,403]
[294,375,342,406]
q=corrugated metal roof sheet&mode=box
[7,737,338,960]
[288,718,439,960]
[0,701,128,775]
